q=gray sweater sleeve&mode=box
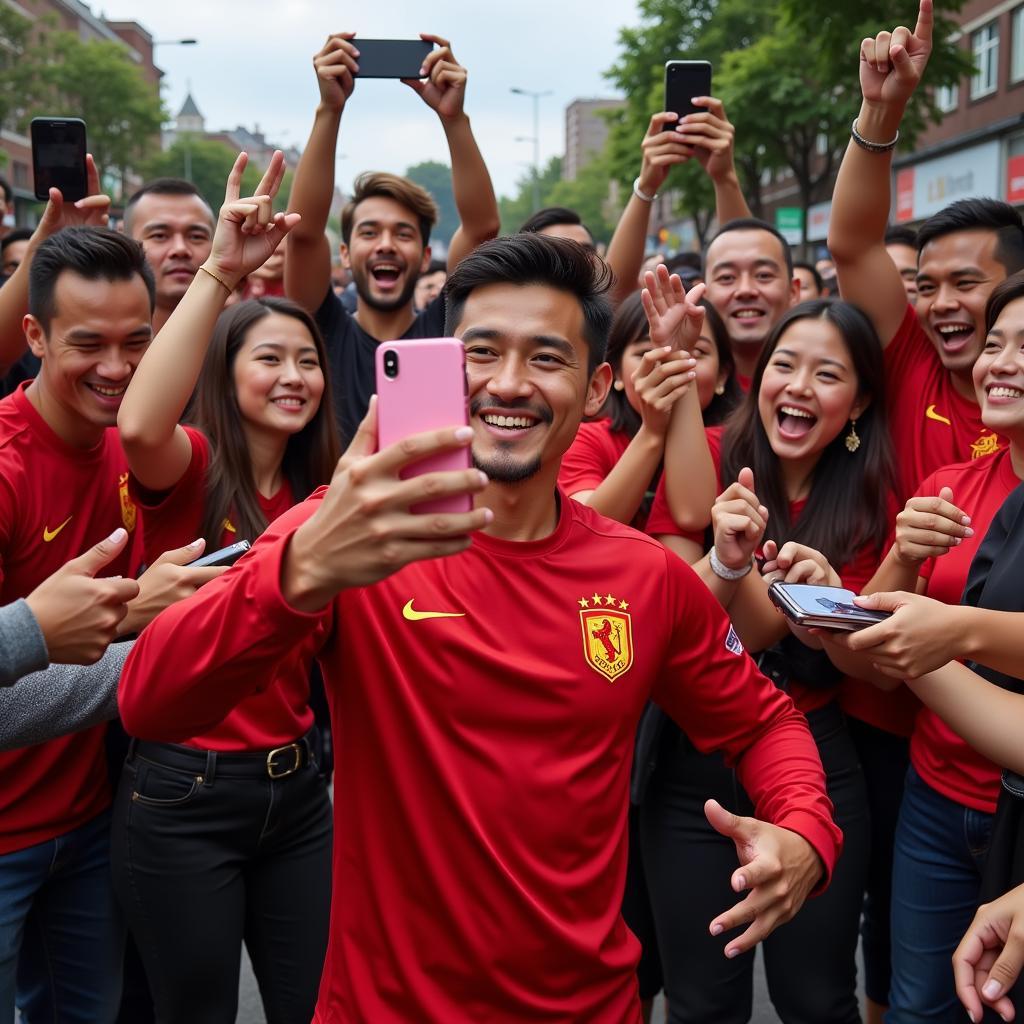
[0,641,130,751]
[0,600,48,687]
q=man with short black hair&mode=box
[286,31,500,444]
[413,257,447,311]
[519,205,595,248]
[884,225,919,305]
[123,178,215,334]
[0,229,30,281]
[0,177,11,240]
[793,259,824,300]
[122,232,841,1023]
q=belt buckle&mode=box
[266,743,302,779]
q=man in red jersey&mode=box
[828,0,1024,500]
[121,234,841,1024]
[0,226,221,1022]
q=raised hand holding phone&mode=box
[402,34,465,120]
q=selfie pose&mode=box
[112,152,340,1024]
[645,298,897,1023]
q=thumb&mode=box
[854,590,902,612]
[982,929,1024,1004]
[704,798,752,842]
[737,466,755,491]
[152,537,206,567]
[351,394,379,457]
[939,485,954,503]
[63,527,128,578]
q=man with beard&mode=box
[286,32,500,444]
[123,179,215,335]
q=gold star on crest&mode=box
[578,596,590,608]
[591,592,601,605]
[619,599,629,610]
[605,593,615,606]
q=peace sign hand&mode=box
[204,150,301,290]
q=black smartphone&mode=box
[186,540,251,569]
[767,582,891,632]
[664,61,712,129]
[31,117,88,202]
[353,39,433,79]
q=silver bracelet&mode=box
[709,546,753,581]
[633,176,657,203]
[850,118,899,154]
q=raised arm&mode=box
[0,156,110,375]
[403,35,499,270]
[119,152,298,491]
[285,33,357,314]
[827,0,933,347]
[605,99,749,306]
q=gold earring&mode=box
[845,419,861,453]
[613,380,625,391]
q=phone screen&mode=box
[776,584,889,626]
[31,119,88,202]
[353,39,433,79]
[664,61,713,128]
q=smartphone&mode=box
[767,582,891,632]
[664,60,712,129]
[353,39,433,79]
[31,117,88,202]
[375,338,472,514]
[186,540,251,569]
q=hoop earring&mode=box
[845,419,861,453]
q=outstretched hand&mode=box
[641,265,706,352]
[711,467,768,571]
[204,151,301,290]
[859,0,933,109]
[705,799,822,958]
[403,35,466,120]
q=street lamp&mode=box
[153,39,197,45]
[510,86,552,213]
[152,39,200,182]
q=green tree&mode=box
[0,5,38,134]
[142,136,263,212]
[29,32,165,198]
[546,152,617,243]
[404,161,459,246]
[498,156,565,234]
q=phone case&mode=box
[30,117,88,202]
[767,582,890,632]
[375,338,472,514]
[664,61,713,126]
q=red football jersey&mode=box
[885,305,1003,501]
[0,384,142,853]
[130,426,319,751]
[910,449,1021,812]
[120,492,841,1023]
[558,419,631,495]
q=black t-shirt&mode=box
[0,351,41,400]
[315,287,446,446]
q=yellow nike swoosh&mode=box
[402,599,465,621]
[925,404,952,426]
[42,516,73,543]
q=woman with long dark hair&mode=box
[643,298,898,1023]
[110,153,340,1024]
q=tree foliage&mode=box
[404,160,459,246]
[497,157,565,236]
[142,136,264,212]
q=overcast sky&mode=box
[109,0,639,197]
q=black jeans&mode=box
[110,738,332,1024]
[640,700,869,1024]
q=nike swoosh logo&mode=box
[42,516,72,543]
[925,404,952,426]
[402,599,465,621]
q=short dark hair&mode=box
[1,228,32,254]
[124,177,212,234]
[917,199,1024,275]
[519,206,595,245]
[884,225,917,248]
[665,251,702,275]
[985,270,1024,333]
[341,172,438,247]
[424,258,447,276]
[705,217,794,280]
[793,260,824,294]
[444,234,612,373]
[0,176,11,205]
[28,226,155,334]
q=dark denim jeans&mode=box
[887,766,995,1023]
[0,809,123,1024]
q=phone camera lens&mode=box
[383,350,399,379]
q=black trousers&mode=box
[110,739,333,1024]
[640,700,869,1024]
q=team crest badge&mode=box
[118,473,137,532]
[970,433,1000,460]
[578,592,634,682]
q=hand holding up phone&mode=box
[30,153,110,248]
[401,35,466,121]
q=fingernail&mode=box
[710,923,723,936]
[477,470,488,486]
[482,508,494,523]
[967,1013,976,1023]
[107,527,127,543]
[983,980,1002,1000]
[419,66,427,75]
[455,427,473,441]
[962,515,972,525]
[964,527,974,537]
[726,947,739,958]
[735,874,746,889]
[188,538,205,548]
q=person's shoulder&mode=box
[0,393,29,449]
[408,293,447,337]
[568,498,674,559]
[887,304,931,359]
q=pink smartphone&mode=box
[375,338,473,514]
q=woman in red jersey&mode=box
[643,298,897,1024]
[558,269,739,531]
[110,153,340,1024]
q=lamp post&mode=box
[153,39,199,181]
[510,87,552,213]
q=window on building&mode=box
[971,21,1000,98]
[1013,5,1024,83]
[936,83,960,112]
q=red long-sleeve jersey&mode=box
[121,490,841,1023]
